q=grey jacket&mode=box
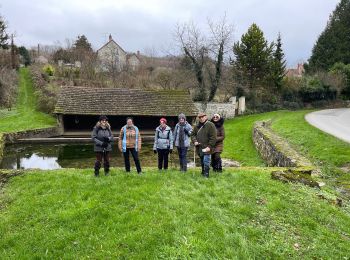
[91,122,114,152]
[173,122,193,148]
[153,125,174,150]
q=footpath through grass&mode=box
[1,168,350,259]
[0,68,56,133]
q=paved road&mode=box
[305,108,350,144]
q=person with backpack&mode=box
[173,113,193,172]
[153,118,173,171]
[91,115,114,177]
[118,117,142,174]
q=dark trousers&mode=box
[157,149,170,170]
[177,147,188,171]
[123,148,142,173]
[95,151,110,173]
[211,152,222,172]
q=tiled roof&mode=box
[54,86,198,116]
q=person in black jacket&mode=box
[91,115,114,177]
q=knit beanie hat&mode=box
[178,113,186,121]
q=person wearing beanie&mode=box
[153,118,174,171]
[91,115,114,177]
[191,112,217,178]
[173,113,193,172]
[118,117,142,174]
[210,113,225,172]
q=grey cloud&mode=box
[0,0,340,66]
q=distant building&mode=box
[286,63,305,78]
[97,34,141,71]
[34,55,49,64]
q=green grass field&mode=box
[0,168,349,259]
[223,110,350,169]
[0,68,56,133]
[1,68,350,258]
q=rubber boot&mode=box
[217,158,222,173]
[104,162,110,176]
[94,169,99,177]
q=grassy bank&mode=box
[0,68,56,133]
[223,110,350,169]
[0,168,349,258]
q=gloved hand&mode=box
[169,149,173,154]
[102,142,108,148]
[184,128,189,134]
[103,137,110,142]
[153,150,157,154]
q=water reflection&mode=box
[0,143,197,170]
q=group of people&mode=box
[91,112,225,178]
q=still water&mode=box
[0,143,197,170]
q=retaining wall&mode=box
[252,121,313,168]
[0,126,62,163]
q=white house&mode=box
[97,35,141,71]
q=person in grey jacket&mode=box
[173,113,193,172]
[91,115,114,177]
[153,118,174,170]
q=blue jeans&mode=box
[200,154,211,177]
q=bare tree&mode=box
[175,16,233,102]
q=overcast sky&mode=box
[0,0,340,66]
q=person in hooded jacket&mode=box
[91,115,114,177]
[173,113,193,172]
[210,113,225,172]
[153,118,174,170]
[118,117,142,174]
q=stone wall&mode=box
[0,134,4,164]
[4,127,63,143]
[195,99,236,119]
[253,121,313,168]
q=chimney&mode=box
[109,34,112,41]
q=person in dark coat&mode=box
[153,118,174,171]
[210,113,225,172]
[191,112,217,178]
[173,113,193,172]
[91,115,114,177]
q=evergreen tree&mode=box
[271,33,286,90]
[72,35,93,62]
[0,15,9,49]
[232,23,273,96]
[309,0,350,70]
[18,46,31,66]
[73,35,93,52]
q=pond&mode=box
[0,143,197,170]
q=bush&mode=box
[35,83,59,114]
[282,101,302,110]
[0,68,18,108]
[299,76,337,102]
[42,65,55,76]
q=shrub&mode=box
[35,83,59,114]
[299,76,337,102]
[42,64,55,76]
